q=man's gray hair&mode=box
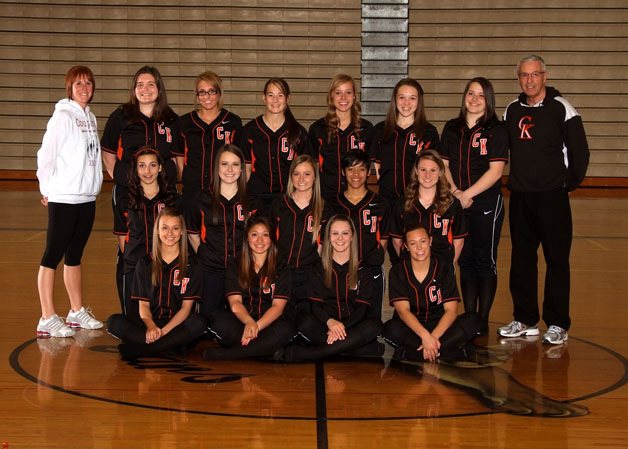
[517,55,547,74]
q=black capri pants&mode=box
[40,201,96,268]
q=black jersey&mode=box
[186,192,247,272]
[331,190,389,267]
[225,262,291,320]
[309,117,373,199]
[370,121,440,201]
[244,115,312,195]
[388,257,459,328]
[176,109,245,194]
[114,190,176,274]
[440,116,508,200]
[389,197,467,263]
[101,107,181,188]
[308,261,373,327]
[131,257,201,322]
[270,195,322,269]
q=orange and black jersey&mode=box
[101,107,181,188]
[308,261,373,328]
[308,117,373,199]
[114,191,178,274]
[389,198,467,263]
[176,109,245,194]
[370,121,440,201]
[225,262,291,321]
[330,190,389,267]
[440,116,508,200]
[388,257,459,328]
[244,115,312,195]
[186,192,248,273]
[270,195,323,269]
[131,257,201,322]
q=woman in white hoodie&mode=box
[35,65,104,338]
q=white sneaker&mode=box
[543,325,568,345]
[66,307,103,330]
[37,314,75,338]
[497,320,540,338]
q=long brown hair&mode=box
[151,207,188,286]
[404,149,453,216]
[320,215,359,289]
[127,146,173,209]
[324,74,362,143]
[123,65,176,123]
[383,78,426,142]
[457,77,497,127]
[264,78,301,150]
[209,144,247,224]
[238,216,278,290]
[286,154,323,244]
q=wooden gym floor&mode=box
[0,190,626,449]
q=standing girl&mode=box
[270,154,324,317]
[36,65,103,337]
[309,74,373,204]
[389,150,467,265]
[177,71,245,204]
[113,147,177,316]
[187,144,248,318]
[244,78,312,216]
[203,216,295,360]
[107,208,206,360]
[439,77,508,334]
[276,215,382,362]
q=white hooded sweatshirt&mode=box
[36,99,103,204]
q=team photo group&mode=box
[34,53,590,364]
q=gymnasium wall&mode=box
[0,0,626,178]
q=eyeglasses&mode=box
[196,89,219,97]
[517,71,545,80]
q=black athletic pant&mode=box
[107,313,207,357]
[383,312,481,360]
[41,201,96,268]
[203,310,296,360]
[199,270,226,319]
[366,265,384,320]
[509,190,572,330]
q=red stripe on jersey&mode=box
[116,136,123,161]
[249,139,257,173]
[200,210,207,243]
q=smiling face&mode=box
[158,215,182,248]
[196,79,221,113]
[416,157,441,190]
[218,150,242,186]
[291,161,315,193]
[344,162,368,191]
[405,227,431,262]
[136,153,161,187]
[464,81,486,118]
[518,59,547,104]
[247,223,272,256]
[332,81,356,113]
[395,85,419,120]
[263,82,289,115]
[329,219,353,256]
[134,73,159,107]
[71,75,94,109]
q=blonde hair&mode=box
[404,149,453,216]
[321,215,359,289]
[194,70,224,110]
[324,74,362,143]
[286,154,324,244]
[151,208,188,286]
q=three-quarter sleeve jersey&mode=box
[176,109,245,194]
[131,257,202,321]
[101,107,181,188]
[225,262,291,320]
[186,192,248,272]
[389,197,467,263]
[309,117,373,199]
[244,115,313,195]
[388,257,459,329]
[370,121,440,201]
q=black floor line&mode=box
[315,360,328,449]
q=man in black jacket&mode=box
[499,55,589,345]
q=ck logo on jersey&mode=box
[216,127,233,144]
[157,202,166,213]
[236,205,245,222]
[362,209,378,233]
[172,271,190,293]
[518,116,535,140]
[157,123,173,143]
[306,214,314,233]
[262,281,276,296]
[428,285,443,304]
[350,135,365,151]
[432,215,451,236]
[280,137,295,160]
[471,133,488,155]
